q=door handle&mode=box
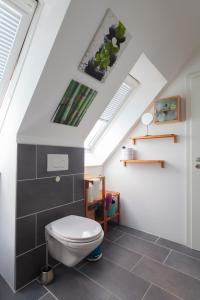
[195,164,200,169]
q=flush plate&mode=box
[47,154,69,172]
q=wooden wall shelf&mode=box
[132,134,177,145]
[121,159,165,168]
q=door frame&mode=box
[186,71,200,248]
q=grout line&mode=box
[40,258,182,300]
[42,286,59,300]
[172,249,200,262]
[102,256,134,273]
[35,214,37,247]
[154,236,160,243]
[74,260,89,270]
[121,232,170,250]
[133,252,200,283]
[112,229,171,252]
[73,175,75,202]
[152,283,184,300]
[36,144,38,179]
[52,262,61,269]
[37,291,49,300]
[16,199,84,220]
[111,226,200,263]
[17,172,84,182]
[132,269,184,300]
[110,238,166,265]
[16,243,46,258]
[129,256,144,272]
[155,242,200,262]
[15,278,39,293]
[76,267,122,300]
[162,249,172,264]
[141,283,152,300]
[112,232,126,242]
[108,237,200,282]
[162,259,200,282]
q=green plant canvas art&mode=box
[52,80,97,127]
[79,9,131,82]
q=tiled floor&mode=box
[1,224,200,299]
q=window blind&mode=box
[84,77,137,149]
[100,82,131,122]
[0,2,21,82]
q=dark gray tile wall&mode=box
[16,215,36,255]
[16,144,84,290]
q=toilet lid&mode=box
[49,215,102,242]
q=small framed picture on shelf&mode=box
[154,96,181,124]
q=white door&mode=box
[187,72,200,250]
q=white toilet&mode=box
[45,215,104,267]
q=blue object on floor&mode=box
[87,245,102,262]
[107,200,116,217]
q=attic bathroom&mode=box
[1,0,200,300]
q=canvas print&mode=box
[52,80,97,127]
[79,8,131,82]
[154,96,181,124]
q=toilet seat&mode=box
[47,215,103,243]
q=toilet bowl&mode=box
[45,215,104,267]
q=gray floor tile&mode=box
[156,238,200,260]
[116,234,170,262]
[105,228,124,242]
[165,250,200,280]
[118,225,158,242]
[102,239,142,271]
[143,285,180,300]
[107,296,120,300]
[74,259,88,269]
[133,256,200,300]
[39,293,56,300]
[0,276,46,300]
[80,258,150,300]
[47,264,111,300]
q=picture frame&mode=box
[154,96,181,124]
[78,8,131,82]
[52,80,97,127]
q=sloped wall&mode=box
[18,0,200,147]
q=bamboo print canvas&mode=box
[52,80,97,127]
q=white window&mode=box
[0,0,37,108]
[84,75,139,149]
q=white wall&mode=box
[104,48,200,245]
[0,0,71,289]
[85,166,104,177]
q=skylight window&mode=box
[84,75,138,149]
[0,0,37,107]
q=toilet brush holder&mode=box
[39,242,54,285]
[39,265,54,285]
